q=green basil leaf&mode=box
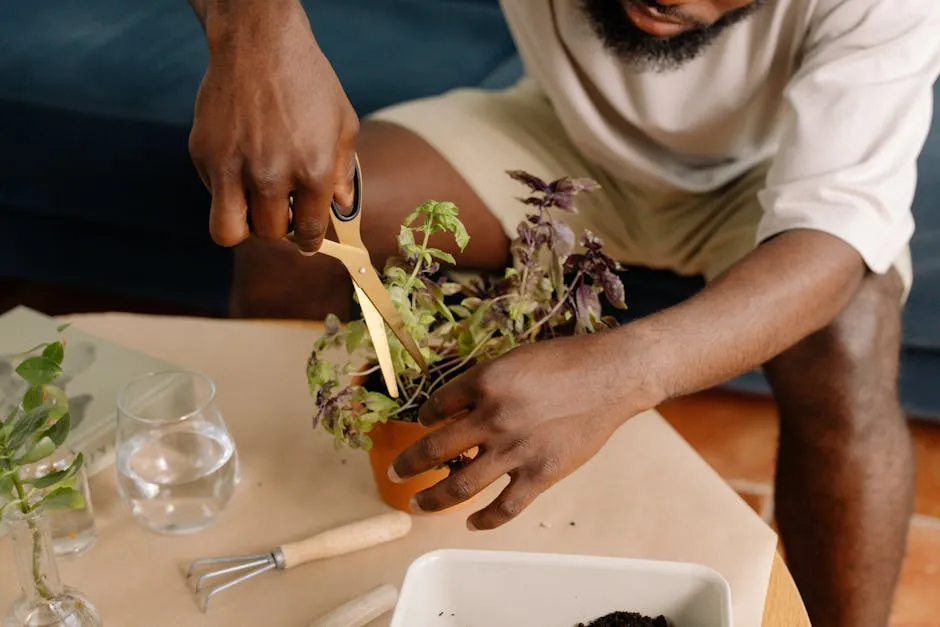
[344,321,369,354]
[427,249,456,265]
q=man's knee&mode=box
[764,269,904,431]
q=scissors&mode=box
[285,155,428,398]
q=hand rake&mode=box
[185,510,412,611]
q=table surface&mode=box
[0,314,809,626]
[272,319,810,627]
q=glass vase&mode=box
[18,449,97,558]
[1,506,102,627]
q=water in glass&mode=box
[115,371,239,534]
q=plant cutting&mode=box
[0,326,102,626]
[306,170,627,512]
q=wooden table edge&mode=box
[259,317,811,626]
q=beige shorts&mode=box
[368,79,912,297]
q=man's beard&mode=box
[580,0,765,72]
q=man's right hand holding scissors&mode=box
[186,0,359,254]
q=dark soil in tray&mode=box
[576,611,672,627]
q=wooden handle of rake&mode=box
[280,511,412,569]
[308,584,399,627]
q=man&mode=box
[185,0,940,625]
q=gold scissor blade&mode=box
[354,284,398,399]
[318,239,429,375]
[349,267,429,376]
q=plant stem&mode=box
[351,364,381,378]
[526,270,584,339]
[385,374,429,420]
[404,229,431,297]
[429,328,497,393]
[3,462,54,601]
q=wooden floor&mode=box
[3,278,939,625]
[659,391,940,627]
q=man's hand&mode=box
[187,0,359,252]
[389,229,866,532]
[389,334,653,531]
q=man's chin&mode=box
[581,0,754,72]
[621,0,692,38]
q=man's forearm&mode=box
[188,0,210,24]
[620,228,867,407]
[188,0,302,34]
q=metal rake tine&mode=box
[200,562,278,612]
[194,557,272,592]
[186,552,269,579]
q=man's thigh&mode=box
[365,79,651,267]
[367,84,916,306]
[356,120,509,271]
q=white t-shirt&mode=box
[499,0,940,274]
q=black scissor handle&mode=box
[286,155,362,230]
[330,155,362,223]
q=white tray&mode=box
[390,549,733,627]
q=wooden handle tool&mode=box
[187,511,412,612]
[278,510,413,569]
[308,584,399,627]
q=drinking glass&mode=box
[115,370,239,535]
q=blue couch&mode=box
[2,1,938,420]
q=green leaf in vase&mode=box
[6,406,52,452]
[39,486,85,511]
[22,386,44,412]
[38,412,71,448]
[23,452,84,490]
[14,356,62,387]
[15,436,55,465]
[41,341,65,366]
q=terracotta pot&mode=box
[366,419,453,514]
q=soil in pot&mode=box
[576,611,672,627]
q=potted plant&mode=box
[306,170,627,513]
[0,326,103,626]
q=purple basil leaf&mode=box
[519,196,544,207]
[600,268,627,309]
[549,191,576,212]
[552,177,599,195]
[574,284,601,332]
[507,170,550,193]
[517,222,535,247]
[325,314,341,335]
[580,230,603,251]
[564,253,588,274]
[563,177,602,194]
[550,220,575,258]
